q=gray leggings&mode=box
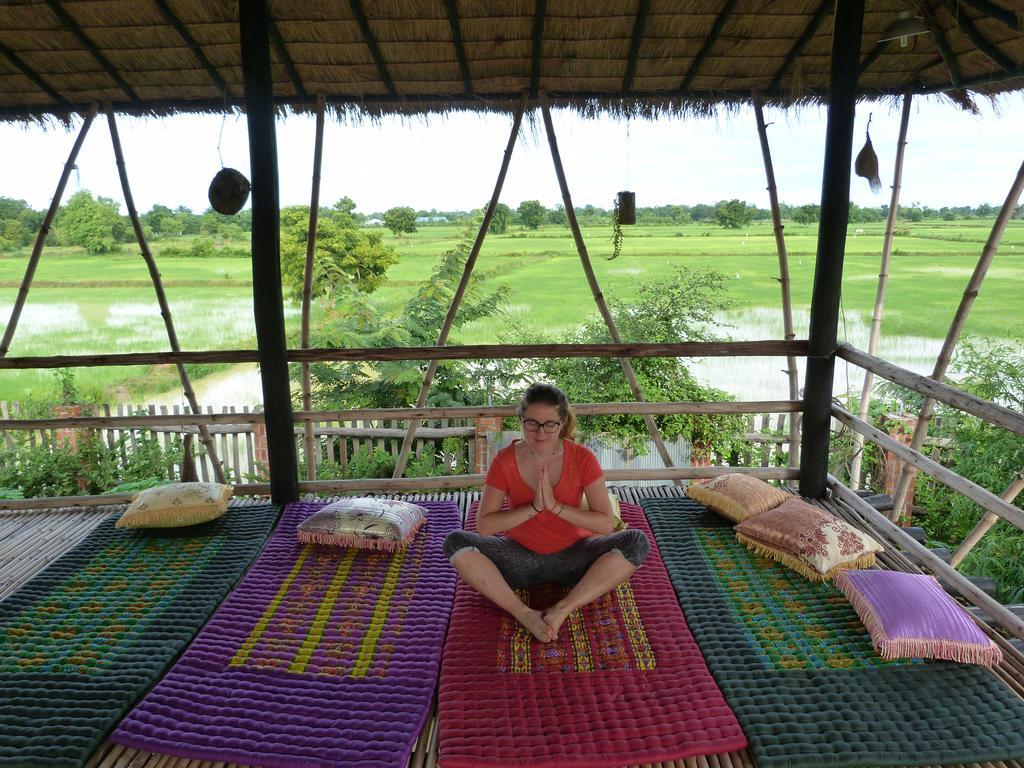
[442,529,650,589]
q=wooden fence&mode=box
[0,402,478,483]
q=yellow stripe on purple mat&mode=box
[230,545,313,668]
[616,581,656,671]
[568,607,592,672]
[289,547,360,674]
[351,547,408,677]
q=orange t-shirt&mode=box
[484,439,604,554]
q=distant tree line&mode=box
[1,192,1022,254]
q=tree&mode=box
[299,233,510,410]
[713,199,754,229]
[55,190,128,254]
[547,204,568,226]
[279,204,399,303]
[488,202,511,234]
[383,206,417,236]
[792,204,820,225]
[517,200,545,230]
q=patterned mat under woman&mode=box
[112,500,460,768]
[642,495,1024,768]
[437,501,747,768]
[0,503,280,768]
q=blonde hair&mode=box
[517,382,576,441]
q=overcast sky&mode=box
[2,93,1023,216]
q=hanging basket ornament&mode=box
[616,190,636,225]
[208,167,251,215]
[854,115,882,193]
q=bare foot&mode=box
[517,608,556,643]
[541,605,570,640]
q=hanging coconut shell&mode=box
[854,117,882,193]
[208,167,251,215]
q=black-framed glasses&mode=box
[522,418,562,433]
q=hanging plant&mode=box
[609,191,635,260]
[855,114,882,193]
[610,197,623,261]
[208,167,251,215]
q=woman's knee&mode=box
[443,530,480,561]
[614,529,650,567]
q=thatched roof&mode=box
[1,0,1022,123]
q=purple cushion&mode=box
[834,569,1003,668]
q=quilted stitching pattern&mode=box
[643,496,1024,768]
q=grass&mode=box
[1,221,1022,402]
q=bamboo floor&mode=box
[2,486,1022,768]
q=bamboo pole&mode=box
[951,468,1024,567]
[1,400,802,430]
[538,92,676,477]
[832,405,1024,531]
[890,156,1024,521]
[828,476,1024,645]
[0,339,807,369]
[0,467,800,511]
[392,94,527,479]
[752,94,801,465]
[0,104,98,357]
[849,92,912,490]
[105,105,226,484]
[837,344,1024,436]
[301,95,326,482]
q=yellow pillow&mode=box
[581,492,627,531]
[685,473,789,523]
[116,482,232,529]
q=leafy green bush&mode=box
[0,433,181,497]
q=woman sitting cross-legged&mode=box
[443,382,650,643]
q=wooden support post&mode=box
[951,467,1024,568]
[890,156,1024,520]
[538,92,677,479]
[798,0,864,498]
[391,94,527,478]
[849,92,912,490]
[106,106,226,484]
[0,104,97,357]
[752,94,800,465]
[240,0,298,503]
[301,95,326,482]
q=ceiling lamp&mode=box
[878,10,930,47]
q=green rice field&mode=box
[0,218,1021,403]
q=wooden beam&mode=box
[0,105,97,357]
[833,405,1024,531]
[858,39,892,77]
[959,0,1021,31]
[0,400,804,430]
[0,340,809,369]
[444,0,473,96]
[529,0,547,99]
[799,0,864,498]
[768,0,832,94]
[942,0,1018,72]
[44,0,139,103]
[622,0,651,94]
[838,343,1024,437]
[268,16,307,98]
[106,105,227,484]
[240,0,298,504]
[348,0,396,98]
[152,0,229,95]
[752,95,801,464]
[391,95,527,478]
[0,40,70,107]
[920,3,963,87]
[0,467,801,510]
[848,92,913,490]
[828,476,1024,646]
[678,0,739,93]
[300,96,326,481]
